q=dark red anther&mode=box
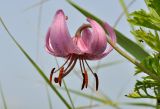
[50,68,55,83]
[93,73,99,91]
[84,70,88,88]
[54,77,58,83]
[81,73,85,90]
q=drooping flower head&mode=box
[46,9,116,90]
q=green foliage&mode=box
[127,55,160,102]
[136,55,160,75]
[128,9,160,30]
[132,29,160,52]
[145,0,160,17]
[128,0,160,106]
[126,78,160,99]
[129,0,160,31]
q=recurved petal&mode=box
[87,18,107,55]
[85,22,117,60]
[104,22,116,43]
[48,9,80,57]
[45,27,55,55]
[76,28,92,53]
[45,27,62,57]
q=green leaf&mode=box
[66,0,149,61]
[128,9,160,30]
[145,0,160,17]
[0,17,72,109]
[131,29,160,52]
[45,84,53,109]
[63,81,75,109]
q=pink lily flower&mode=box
[46,9,116,90]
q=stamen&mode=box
[79,58,83,74]
[58,67,64,86]
[84,60,99,91]
[84,60,94,74]
[84,70,88,88]
[80,57,88,90]
[62,58,78,78]
[54,77,58,83]
[81,73,85,90]
[64,55,75,72]
[93,73,99,91]
[79,58,85,90]
[81,58,89,89]
[79,59,85,90]
[54,55,71,73]
[54,55,77,85]
[50,68,55,83]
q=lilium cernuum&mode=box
[46,9,116,90]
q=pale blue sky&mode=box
[0,0,153,109]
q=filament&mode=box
[84,59,99,90]
[54,55,71,73]
[62,58,78,78]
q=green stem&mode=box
[107,36,160,82]
[63,81,75,109]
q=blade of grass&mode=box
[0,17,72,109]
[36,0,43,62]
[23,0,50,12]
[66,0,149,61]
[114,0,136,27]
[119,0,134,30]
[45,84,53,109]
[119,0,141,44]
[75,104,103,109]
[63,81,75,109]
[53,56,75,109]
[0,82,8,109]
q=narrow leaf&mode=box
[63,81,75,109]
